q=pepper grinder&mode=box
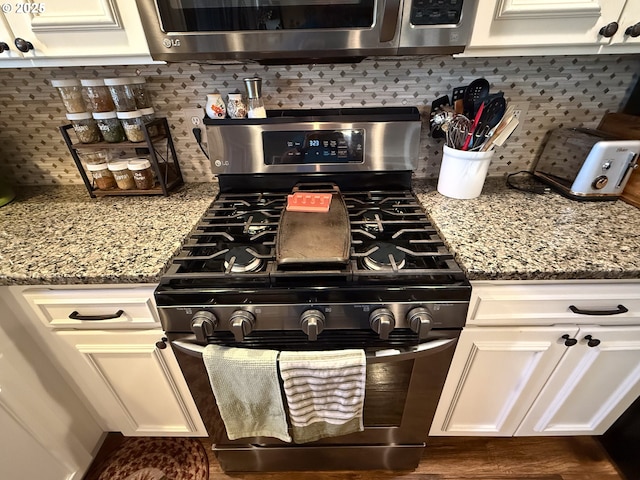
[243,76,267,119]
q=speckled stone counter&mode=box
[414,178,640,281]
[0,183,218,285]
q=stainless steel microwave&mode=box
[135,0,478,63]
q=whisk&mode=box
[443,115,471,150]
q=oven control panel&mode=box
[161,302,468,342]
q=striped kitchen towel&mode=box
[278,349,366,443]
[202,344,291,442]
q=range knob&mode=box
[369,308,395,340]
[229,310,255,342]
[190,310,218,343]
[407,307,433,339]
[592,175,608,189]
[300,309,325,341]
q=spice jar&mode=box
[128,158,155,190]
[86,162,117,190]
[82,150,111,166]
[131,77,153,109]
[93,111,126,143]
[139,107,157,137]
[80,79,116,113]
[117,110,146,143]
[52,79,86,113]
[104,77,137,112]
[66,112,102,144]
[108,160,136,190]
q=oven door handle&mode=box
[170,336,457,363]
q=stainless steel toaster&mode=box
[533,128,640,200]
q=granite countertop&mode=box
[0,183,218,285]
[414,178,640,281]
[1,179,639,286]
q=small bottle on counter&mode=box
[107,160,136,190]
[117,110,146,142]
[52,79,86,114]
[104,77,137,112]
[131,76,153,109]
[92,111,126,143]
[86,162,117,190]
[80,79,116,113]
[66,112,102,143]
[127,158,155,190]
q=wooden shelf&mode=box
[60,117,184,198]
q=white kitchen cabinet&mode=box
[461,0,640,57]
[0,0,157,67]
[0,288,102,480]
[430,280,640,437]
[12,285,207,438]
[54,329,207,437]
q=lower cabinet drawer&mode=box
[22,286,159,329]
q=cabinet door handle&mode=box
[68,309,125,321]
[561,334,578,347]
[14,37,33,52]
[569,304,628,316]
[599,22,619,38]
[0,42,9,53]
[155,337,168,349]
[583,335,601,348]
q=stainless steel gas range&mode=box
[155,107,470,472]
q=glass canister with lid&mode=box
[86,162,117,190]
[117,110,146,142]
[131,77,153,109]
[127,158,156,190]
[52,79,86,113]
[104,77,137,112]
[92,111,126,143]
[107,160,136,190]
[66,112,102,143]
[80,79,116,112]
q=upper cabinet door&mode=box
[2,0,154,65]
[603,1,640,51]
[464,0,628,55]
[0,14,24,59]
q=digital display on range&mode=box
[263,129,364,165]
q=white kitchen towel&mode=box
[278,349,366,443]
[202,344,291,442]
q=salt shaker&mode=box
[205,93,226,119]
[243,76,266,119]
[226,93,247,119]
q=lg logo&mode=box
[162,38,181,48]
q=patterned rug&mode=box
[86,437,209,480]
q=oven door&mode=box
[167,331,458,463]
[136,0,402,62]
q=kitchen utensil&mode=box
[462,78,490,118]
[462,102,485,151]
[452,86,466,114]
[276,184,350,265]
[446,114,471,150]
[490,116,519,148]
[470,96,507,149]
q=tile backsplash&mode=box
[0,54,638,185]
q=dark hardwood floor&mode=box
[202,437,624,480]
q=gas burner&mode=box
[236,211,271,234]
[223,247,263,273]
[363,242,406,271]
[362,212,383,232]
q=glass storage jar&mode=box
[66,112,102,144]
[131,76,152,109]
[80,79,115,113]
[127,158,155,190]
[86,162,117,190]
[104,77,137,112]
[52,79,86,113]
[139,107,157,136]
[117,110,145,143]
[92,111,126,143]
[108,160,136,190]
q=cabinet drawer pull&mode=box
[569,304,628,316]
[584,335,601,348]
[561,334,578,347]
[68,309,125,321]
